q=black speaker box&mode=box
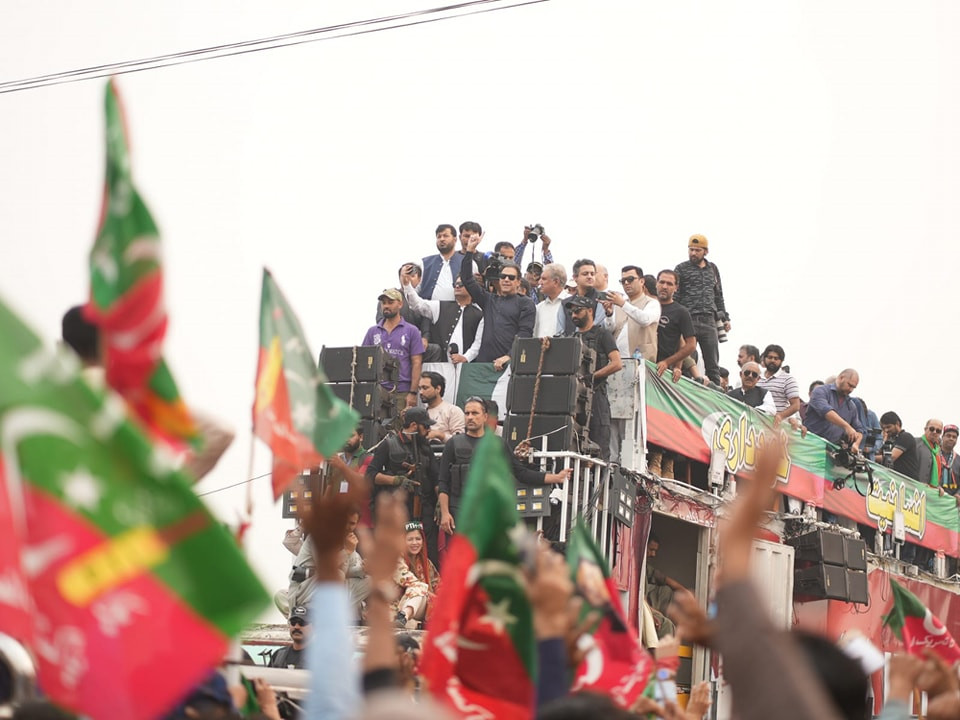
[787,529,846,567]
[507,375,589,416]
[503,413,582,453]
[611,468,638,527]
[846,569,869,604]
[328,382,392,419]
[844,536,868,572]
[795,563,848,601]
[358,418,388,447]
[319,346,398,384]
[510,337,596,376]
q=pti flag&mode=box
[883,579,960,663]
[419,433,536,719]
[567,518,653,707]
[0,296,269,720]
[86,79,197,449]
[253,268,358,497]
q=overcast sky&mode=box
[3,0,959,613]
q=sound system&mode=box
[281,471,320,520]
[504,413,582,454]
[610,467,638,527]
[507,375,591,417]
[847,569,869,604]
[358,418,388,447]
[516,484,551,518]
[795,564,848,601]
[329,382,392,419]
[786,529,846,566]
[510,337,596,376]
[844,536,868,572]
[319,346,398,384]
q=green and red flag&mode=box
[0,295,269,720]
[419,433,536,719]
[567,518,653,707]
[253,268,359,498]
[883,579,960,663]
[85,79,197,449]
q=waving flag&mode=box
[567,519,653,707]
[419,433,536,719]
[85,79,197,448]
[0,296,269,720]
[884,579,960,663]
[254,268,358,497]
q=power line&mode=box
[196,472,271,497]
[0,0,548,95]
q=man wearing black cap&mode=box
[566,294,622,462]
[524,261,546,303]
[270,605,312,669]
[365,406,440,564]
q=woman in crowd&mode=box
[392,521,440,629]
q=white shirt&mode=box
[432,258,455,301]
[606,296,660,357]
[534,293,568,337]
[402,283,484,361]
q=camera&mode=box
[880,439,895,468]
[526,224,545,242]
[596,291,609,302]
[483,253,506,285]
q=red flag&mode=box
[884,579,960,663]
[567,519,653,707]
[0,459,32,648]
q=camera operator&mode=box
[803,369,864,452]
[460,234,535,368]
[514,224,555,269]
[875,412,920,480]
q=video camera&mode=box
[483,253,507,289]
[829,438,875,494]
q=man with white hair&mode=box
[727,362,776,415]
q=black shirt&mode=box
[890,429,920,481]
[460,253,536,362]
[437,433,548,508]
[656,302,695,362]
[576,324,618,389]
[270,645,307,669]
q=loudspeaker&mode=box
[786,529,846,566]
[847,569,869,604]
[328,382,392,419]
[358,418,388,447]
[510,337,596,376]
[504,413,582,453]
[507,375,590,416]
[319,346,398,384]
[844,536,868,572]
[795,563,848,601]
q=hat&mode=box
[378,288,403,302]
[688,234,709,249]
[526,261,544,273]
[565,295,594,310]
[290,605,308,622]
[945,424,959,436]
[402,406,435,427]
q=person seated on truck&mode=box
[391,521,439,630]
[437,398,572,538]
[645,532,687,637]
[416,371,465,442]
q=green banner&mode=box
[645,364,960,554]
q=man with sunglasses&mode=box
[460,233,535,368]
[401,270,483,363]
[270,605,312,669]
[602,264,660,361]
[727,362,776,415]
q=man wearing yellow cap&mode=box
[673,234,730,385]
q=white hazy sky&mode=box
[3,0,960,612]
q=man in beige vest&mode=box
[601,265,660,361]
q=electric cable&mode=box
[0,0,549,95]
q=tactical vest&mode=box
[447,434,476,508]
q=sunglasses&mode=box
[620,276,638,284]
[454,282,464,288]
[500,273,519,281]
[927,427,943,433]
[741,370,759,379]
[465,396,487,409]
[290,618,310,627]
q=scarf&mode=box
[941,451,957,491]
[922,435,941,487]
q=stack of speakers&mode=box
[318,345,398,447]
[503,337,596,455]
[788,529,869,604]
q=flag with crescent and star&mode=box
[567,518,653,707]
[253,268,359,498]
[85,79,198,450]
[419,432,536,720]
[0,296,269,720]
[884,579,960,663]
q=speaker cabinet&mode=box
[319,346,398,384]
[328,382,392,419]
[787,529,846,567]
[503,413,582,454]
[846,569,869,604]
[795,564,848,601]
[510,337,596,376]
[507,375,589,416]
[844,536,868,572]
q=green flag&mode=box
[883,579,960,663]
[0,294,269,720]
